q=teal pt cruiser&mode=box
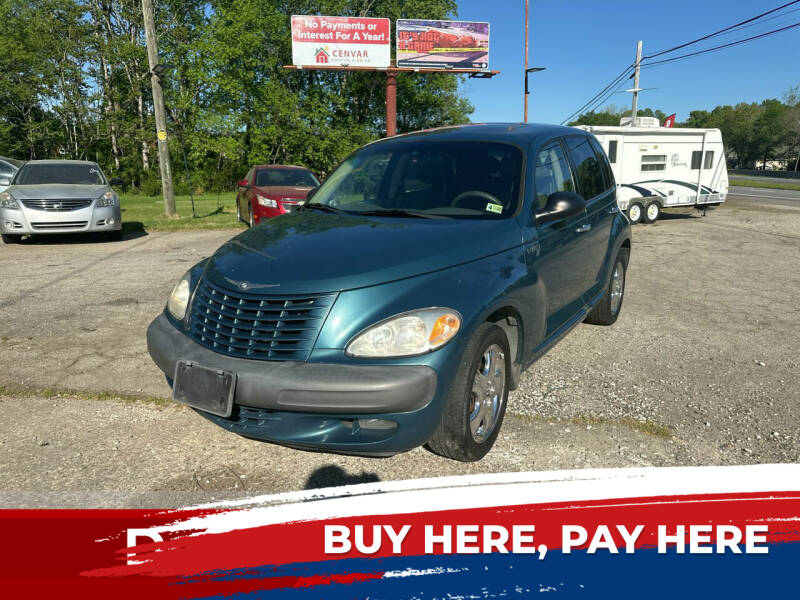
[147,123,631,461]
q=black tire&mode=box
[627,203,643,224]
[1,234,21,244]
[585,247,629,326]
[643,201,660,224]
[427,323,511,462]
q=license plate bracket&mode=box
[173,360,236,417]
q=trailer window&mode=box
[691,150,714,169]
[641,155,666,171]
[607,140,618,163]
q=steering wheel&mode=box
[450,190,501,209]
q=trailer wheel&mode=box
[627,203,643,224]
[643,202,660,224]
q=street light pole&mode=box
[525,67,546,122]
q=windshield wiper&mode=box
[357,209,450,220]
[298,203,347,214]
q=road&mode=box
[729,185,800,208]
[0,192,798,507]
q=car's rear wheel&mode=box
[1,234,21,244]
[427,323,510,462]
[248,203,255,228]
[236,198,241,223]
[643,202,660,224]
[627,203,643,224]
[585,247,629,326]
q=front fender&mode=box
[313,246,536,363]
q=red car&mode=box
[235,165,320,226]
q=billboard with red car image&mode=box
[397,19,490,70]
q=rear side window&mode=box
[589,137,615,188]
[533,142,574,209]
[0,162,14,178]
[566,136,605,200]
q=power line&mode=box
[643,0,800,59]
[560,65,633,125]
[642,20,800,68]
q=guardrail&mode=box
[730,169,800,179]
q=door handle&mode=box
[575,223,591,233]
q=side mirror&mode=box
[237,179,249,188]
[0,177,10,187]
[305,186,319,201]
[535,191,585,224]
[109,177,124,187]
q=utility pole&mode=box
[630,40,643,126]
[141,0,176,217]
[524,0,529,122]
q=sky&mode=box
[455,0,800,124]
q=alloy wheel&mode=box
[468,344,506,443]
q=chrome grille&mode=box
[30,221,87,230]
[189,279,336,361]
[21,198,93,211]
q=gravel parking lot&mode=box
[1,193,798,507]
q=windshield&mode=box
[310,141,523,219]
[13,163,106,185]
[255,168,319,187]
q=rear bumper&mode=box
[147,313,441,453]
[0,205,121,234]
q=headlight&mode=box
[0,192,19,209]
[256,195,277,208]
[346,308,461,357]
[167,271,192,320]
[96,191,118,207]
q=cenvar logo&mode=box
[314,47,329,64]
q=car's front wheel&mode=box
[236,198,241,223]
[1,234,21,244]
[248,203,256,228]
[427,323,510,462]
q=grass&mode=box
[729,178,800,192]
[0,384,173,407]
[119,193,247,232]
[514,413,672,440]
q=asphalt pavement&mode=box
[729,185,800,208]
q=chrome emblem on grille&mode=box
[239,281,249,290]
[53,202,62,210]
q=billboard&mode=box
[396,19,489,70]
[291,15,391,68]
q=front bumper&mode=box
[0,204,121,235]
[147,313,440,453]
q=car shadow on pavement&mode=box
[304,465,381,490]
[13,221,147,244]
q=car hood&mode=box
[8,184,108,199]
[205,211,522,294]
[253,185,314,199]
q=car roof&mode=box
[0,157,24,168]
[23,159,100,166]
[252,164,312,170]
[369,123,584,149]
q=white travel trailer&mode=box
[576,121,729,224]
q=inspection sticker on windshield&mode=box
[485,203,503,214]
